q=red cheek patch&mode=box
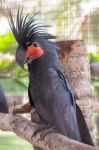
[26,45,44,58]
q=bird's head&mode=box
[8,8,56,68]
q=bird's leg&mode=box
[34,123,52,135]
[31,107,41,123]
[40,125,57,140]
[9,102,42,124]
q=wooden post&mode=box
[57,40,93,133]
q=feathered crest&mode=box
[8,8,55,47]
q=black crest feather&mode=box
[8,8,56,47]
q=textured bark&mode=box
[9,103,41,123]
[0,113,98,150]
[92,102,99,113]
[57,40,93,131]
[9,102,32,114]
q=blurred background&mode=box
[0,0,99,150]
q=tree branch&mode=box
[0,113,98,150]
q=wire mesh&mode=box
[0,0,99,149]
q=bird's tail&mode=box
[76,104,95,146]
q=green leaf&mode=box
[88,53,99,63]
[0,32,17,54]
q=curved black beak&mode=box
[15,46,26,68]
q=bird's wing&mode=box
[55,68,94,146]
[55,68,76,111]
[53,98,81,141]
[28,84,35,106]
[46,68,80,140]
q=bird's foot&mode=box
[34,124,52,135]
[40,126,57,140]
[34,124,57,139]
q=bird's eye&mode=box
[26,42,31,47]
[33,42,39,47]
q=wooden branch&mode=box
[9,103,32,114]
[9,103,41,123]
[0,113,98,150]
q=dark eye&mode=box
[33,42,39,47]
[26,42,31,47]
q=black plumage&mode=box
[0,85,8,113]
[8,9,94,145]
[8,8,55,47]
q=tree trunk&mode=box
[57,40,93,132]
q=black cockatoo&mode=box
[0,85,8,113]
[8,9,94,146]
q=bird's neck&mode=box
[29,52,59,74]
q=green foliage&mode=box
[0,32,17,54]
[0,77,28,95]
[92,78,99,96]
[0,33,28,94]
[0,131,32,150]
[0,61,28,95]
[88,53,99,63]
[0,59,15,72]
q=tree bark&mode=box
[57,40,93,131]
[0,113,98,150]
[92,102,99,113]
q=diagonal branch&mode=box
[0,113,99,150]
